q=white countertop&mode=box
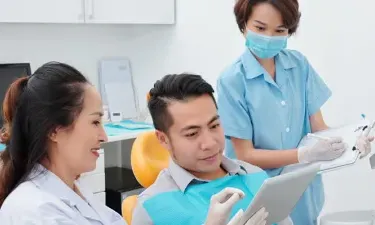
[106,128,153,143]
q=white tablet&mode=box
[240,164,320,225]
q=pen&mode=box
[359,114,375,136]
[352,125,370,151]
[364,122,375,136]
[307,133,331,141]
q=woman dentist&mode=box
[217,0,374,225]
[0,62,125,225]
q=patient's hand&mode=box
[205,187,244,225]
[228,207,268,225]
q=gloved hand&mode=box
[205,187,245,225]
[298,137,347,163]
[355,135,374,158]
[227,208,268,225]
[205,187,269,225]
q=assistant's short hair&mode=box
[234,0,301,35]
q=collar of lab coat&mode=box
[28,164,103,222]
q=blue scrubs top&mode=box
[217,49,331,225]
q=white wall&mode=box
[288,0,375,216]
[0,0,243,111]
[1,0,374,218]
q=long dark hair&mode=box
[0,62,89,207]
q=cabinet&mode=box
[0,0,84,23]
[0,0,175,24]
[86,0,175,24]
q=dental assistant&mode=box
[216,0,373,225]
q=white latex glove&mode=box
[298,137,347,163]
[205,187,245,225]
[355,135,374,158]
[227,208,268,225]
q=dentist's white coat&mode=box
[1,164,127,225]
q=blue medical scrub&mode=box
[217,49,331,225]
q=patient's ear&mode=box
[155,130,171,151]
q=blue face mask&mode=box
[245,29,288,59]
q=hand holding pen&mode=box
[354,123,375,158]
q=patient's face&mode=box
[156,94,225,176]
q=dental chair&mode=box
[121,130,170,225]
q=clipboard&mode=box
[369,153,375,169]
[282,120,372,174]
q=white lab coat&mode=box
[1,164,127,225]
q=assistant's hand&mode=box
[355,134,374,158]
[298,137,347,163]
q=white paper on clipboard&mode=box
[282,120,370,174]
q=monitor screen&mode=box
[0,63,32,127]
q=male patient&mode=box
[132,73,292,225]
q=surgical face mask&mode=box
[245,29,288,59]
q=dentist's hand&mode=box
[205,187,244,225]
[298,137,347,163]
